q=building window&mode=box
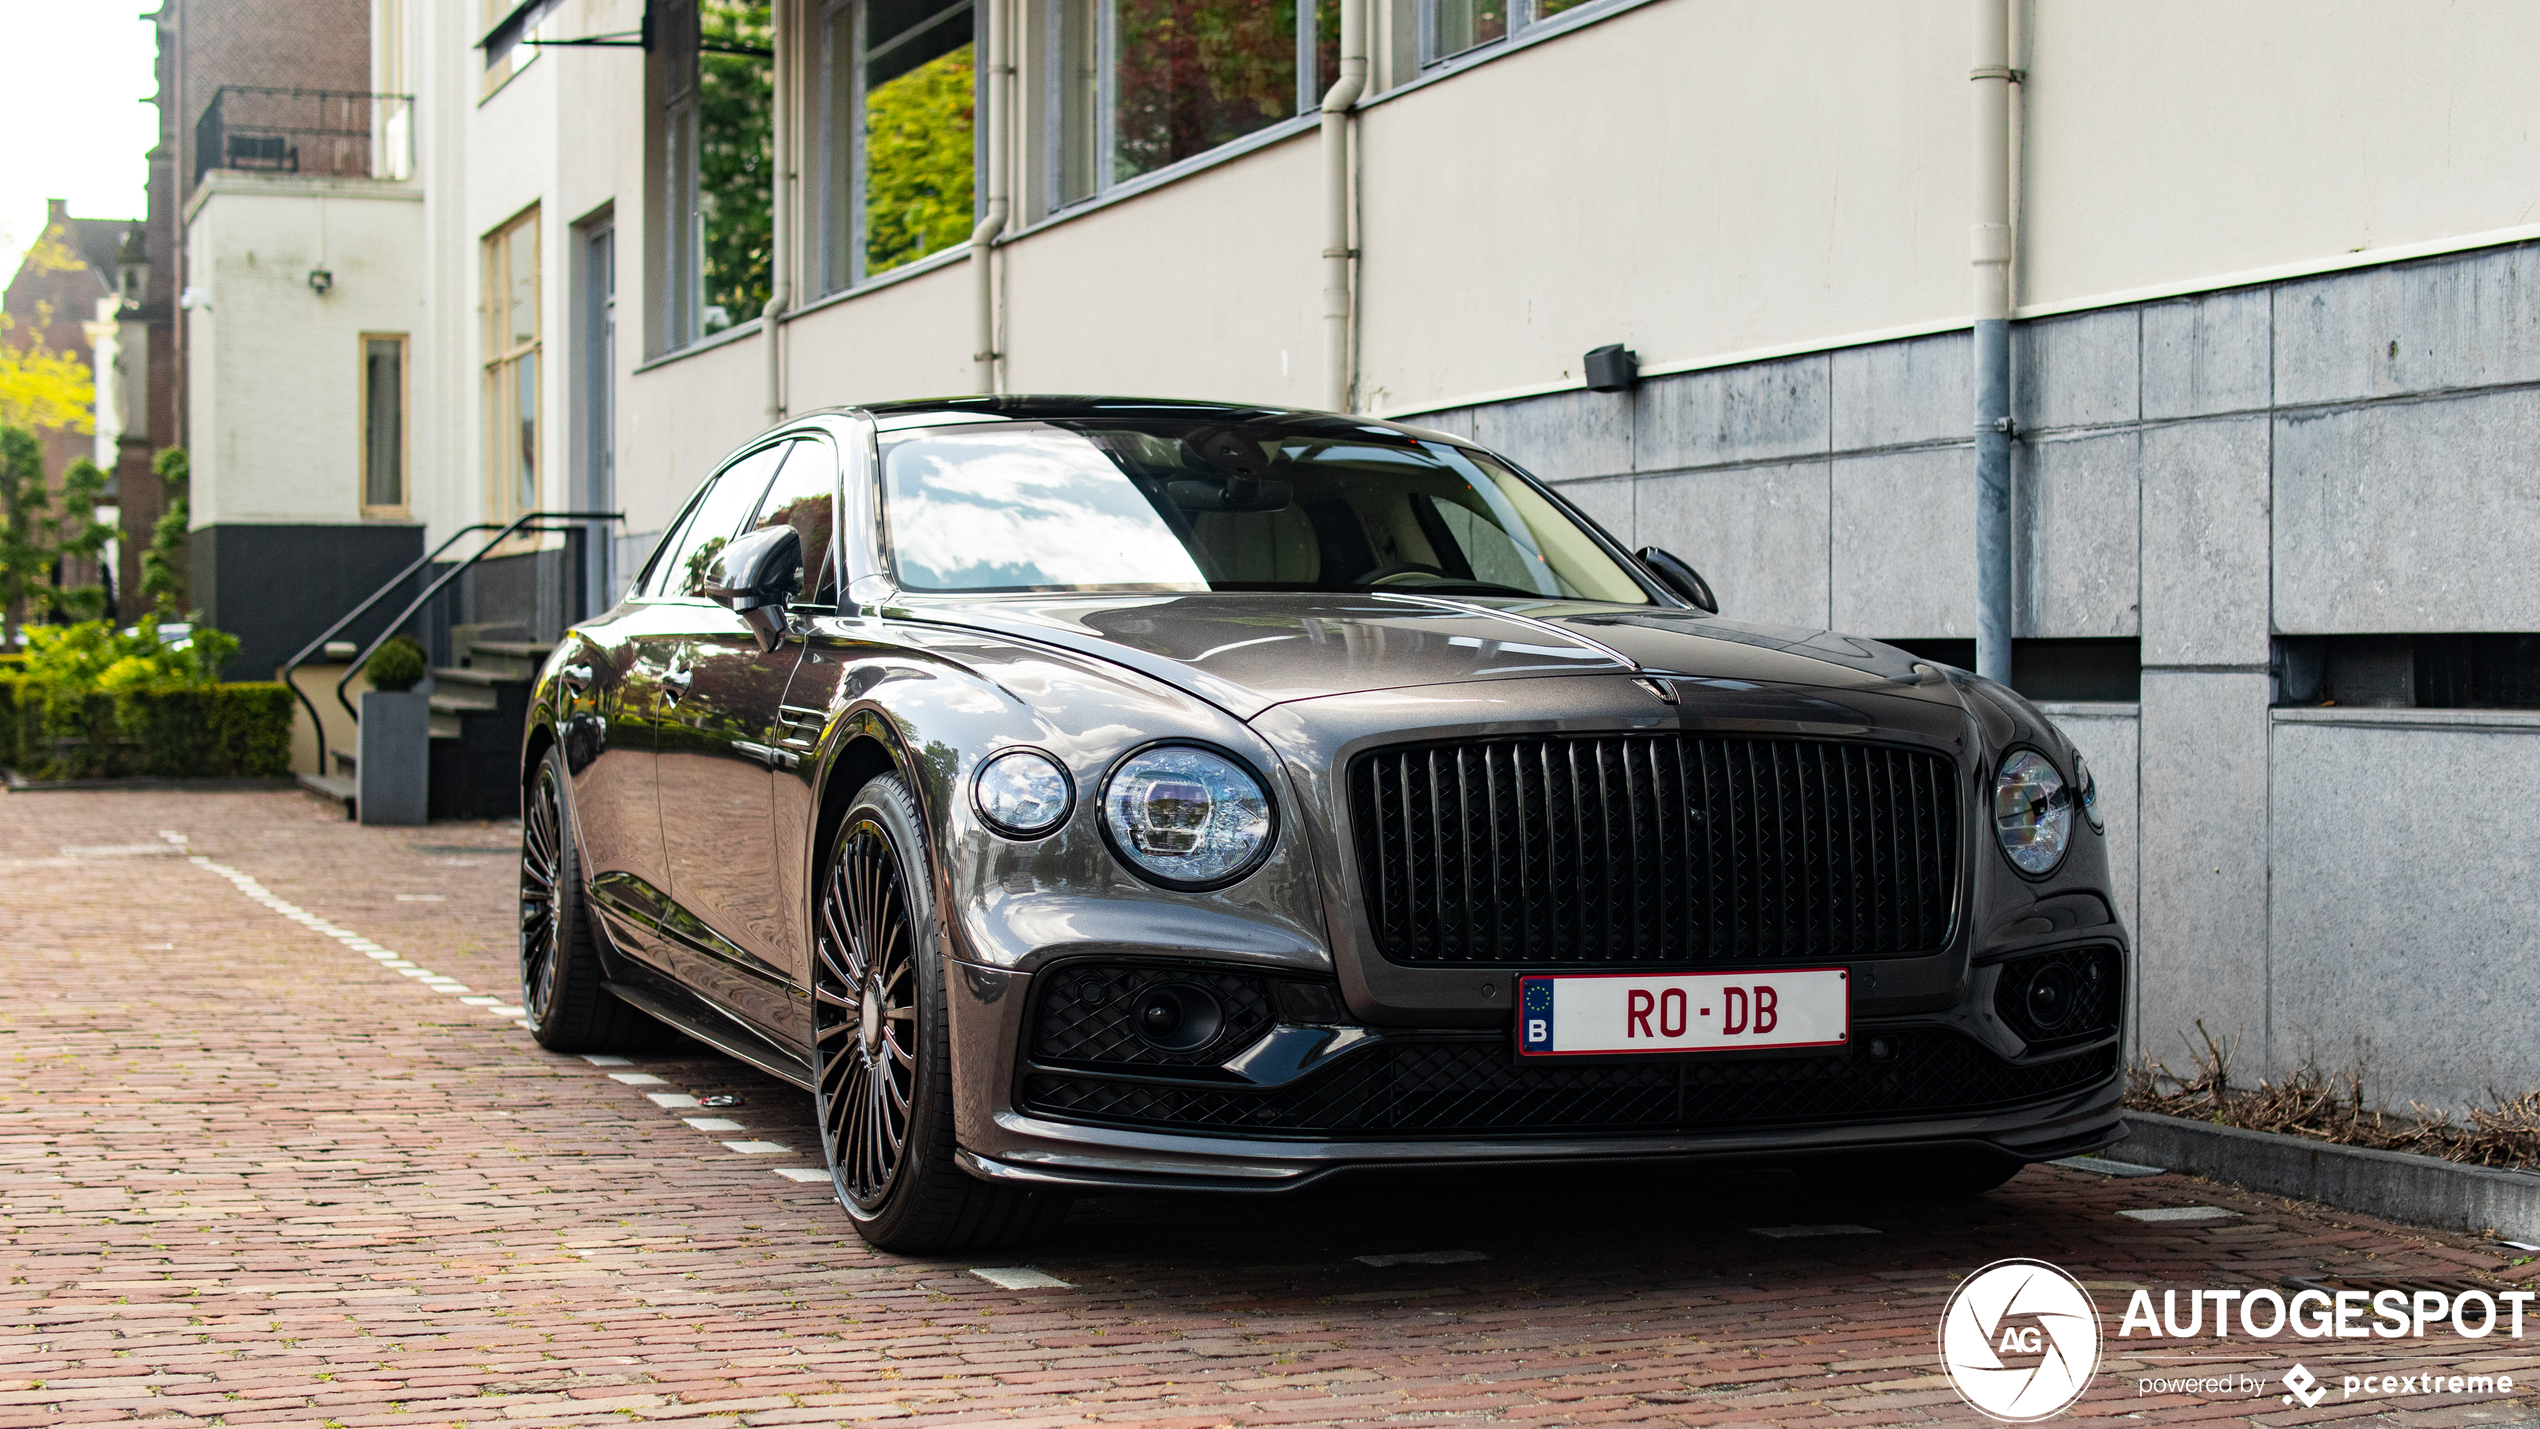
[480,0,549,95]
[483,207,540,520]
[1052,0,1336,208]
[819,0,976,291]
[663,0,774,346]
[1423,0,1593,64]
[362,334,408,514]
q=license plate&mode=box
[1515,968,1849,1057]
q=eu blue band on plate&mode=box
[1520,976,1554,1052]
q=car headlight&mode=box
[2073,750,2104,833]
[974,748,1072,837]
[1994,749,2073,875]
[1101,745,1273,887]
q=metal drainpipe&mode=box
[1971,0,2015,685]
[1319,0,1365,413]
[763,0,793,422]
[969,0,1009,394]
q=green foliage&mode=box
[699,0,773,333]
[50,458,114,622]
[0,614,277,779]
[18,616,234,697]
[362,634,429,693]
[141,446,191,617]
[864,44,976,275]
[0,424,48,643]
[0,677,291,780]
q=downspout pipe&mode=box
[970,0,1009,394]
[1319,0,1365,413]
[1970,0,2014,685]
[763,0,793,422]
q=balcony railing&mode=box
[192,86,415,190]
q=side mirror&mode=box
[1636,546,1717,613]
[703,525,803,651]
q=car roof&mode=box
[807,394,1471,444]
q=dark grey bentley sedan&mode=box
[520,396,2128,1252]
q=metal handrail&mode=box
[283,511,622,777]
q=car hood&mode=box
[895,592,1955,721]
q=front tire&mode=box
[812,773,1070,1253]
[520,745,680,1053]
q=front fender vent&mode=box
[1348,735,1960,967]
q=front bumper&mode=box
[945,958,2127,1194]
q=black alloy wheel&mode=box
[810,773,1071,1253]
[816,814,919,1206]
[518,745,679,1053]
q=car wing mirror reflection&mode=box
[1636,546,1718,613]
[703,525,804,652]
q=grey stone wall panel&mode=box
[2140,417,2270,666]
[2134,671,2271,1076]
[1635,461,1831,630]
[2143,288,2272,420]
[1829,445,1973,638]
[2268,719,2540,1113]
[2272,389,2540,633]
[2014,432,2141,639]
[1549,476,1635,550]
[2276,242,2540,407]
[1831,330,1971,451]
[1473,389,1633,482]
[1633,355,1830,472]
[2015,308,2140,432]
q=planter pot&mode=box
[357,690,430,826]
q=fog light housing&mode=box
[1131,982,1225,1052]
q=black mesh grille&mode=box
[1992,945,2123,1050]
[1029,963,1278,1069]
[1349,735,1961,967]
[1019,1030,2114,1139]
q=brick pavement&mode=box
[1,788,2536,1428]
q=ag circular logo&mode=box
[1939,1258,2102,1422]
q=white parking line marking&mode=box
[646,1093,701,1108]
[682,1118,744,1131]
[2119,1206,2240,1222]
[772,1168,830,1183]
[969,1266,1071,1289]
[1354,1250,1493,1266]
[721,1141,792,1155]
[1747,1225,1883,1238]
[2050,1155,2167,1178]
[608,1072,669,1086]
[582,1055,634,1066]
[395,894,447,901]
[460,996,504,1006]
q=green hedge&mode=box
[0,677,292,781]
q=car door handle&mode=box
[660,648,694,703]
[559,663,592,695]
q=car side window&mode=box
[655,443,793,599]
[744,437,839,607]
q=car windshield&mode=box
[880,420,1651,602]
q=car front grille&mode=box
[1018,1029,2115,1139]
[1348,734,1961,967]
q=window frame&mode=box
[482,204,542,524]
[1044,0,1333,213]
[1419,0,1607,68]
[816,0,982,296]
[359,331,410,518]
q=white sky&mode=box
[0,0,161,278]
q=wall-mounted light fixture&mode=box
[1584,343,1639,393]
[308,268,334,296]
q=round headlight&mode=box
[1101,745,1273,887]
[974,748,1072,837]
[1994,749,2074,875]
[2073,750,2104,833]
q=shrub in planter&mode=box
[361,635,429,693]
